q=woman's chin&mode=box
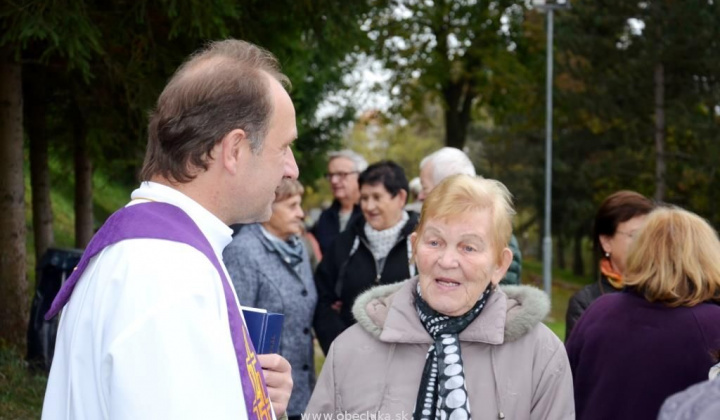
[366,220,385,230]
[426,295,464,317]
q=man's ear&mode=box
[219,129,247,175]
[491,247,513,286]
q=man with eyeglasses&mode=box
[311,150,368,257]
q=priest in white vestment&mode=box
[42,39,297,420]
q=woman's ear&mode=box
[410,232,418,254]
[491,247,513,286]
[599,234,613,255]
[396,189,408,206]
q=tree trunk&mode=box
[0,46,29,351]
[654,62,666,202]
[536,218,544,262]
[443,80,475,150]
[73,101,93,248]
[25,64,54,263]
[556,232,566,269]
[572,225,585,277]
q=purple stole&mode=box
[46,202,273,420]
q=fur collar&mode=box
[352,278,550,343]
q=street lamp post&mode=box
[532,0,570,298]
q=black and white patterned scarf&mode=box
[413,283,493,420]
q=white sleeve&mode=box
[96,241,246,420]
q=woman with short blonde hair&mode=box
[415,174,514,263]
[624,207,720,307]
[567,206,720,420]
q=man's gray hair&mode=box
[420,147,476,185]
[328,149,368,172]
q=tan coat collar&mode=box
[356,278,507,345]
[353,276,550,344]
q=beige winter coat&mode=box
[306,277,575,420]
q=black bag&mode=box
[26,248,83,373]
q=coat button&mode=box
[303,364,309,371]
[301,290,308,296]
[303,328,310,334]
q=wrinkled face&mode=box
[240,76,299,222]
[264,194,305,241]
[360,183,407,231]
[418,163,435,201]
[413,210,511,317]
[327,157,360,202]
[600,214,647,275]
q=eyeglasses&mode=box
[324,171,358,181]
[616,230,638,239]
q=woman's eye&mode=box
[428,240,439,247]
[463,245,476,253]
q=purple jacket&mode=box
[566,291,720,420]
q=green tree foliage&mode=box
[363,0,525,149]
[555,0,720,220]
[479,1,720,277]
[6,0,373,227]
[345,109,444,178]
[1,0,374,349]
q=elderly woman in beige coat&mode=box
[306,175,574,420]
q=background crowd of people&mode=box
[218,142,720,419]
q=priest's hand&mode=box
[258,353,293,418]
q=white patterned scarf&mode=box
[412,283,493,420]
[363,211,409,261]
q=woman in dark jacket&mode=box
[223,179,317,420]
[565,190,653,340]
[566,207,720,420]
[313,160,418,354]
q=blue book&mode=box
[241,307,284,354]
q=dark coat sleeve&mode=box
[565,286,595,342]
[500,234,522,286]
[313,239,350,355]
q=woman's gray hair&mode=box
[328,149,368,172]
[275,178,304,203]
[420,147,476,186]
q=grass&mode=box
[521,258,588,341]
[0,345,46,420]
[24,160,131,292]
